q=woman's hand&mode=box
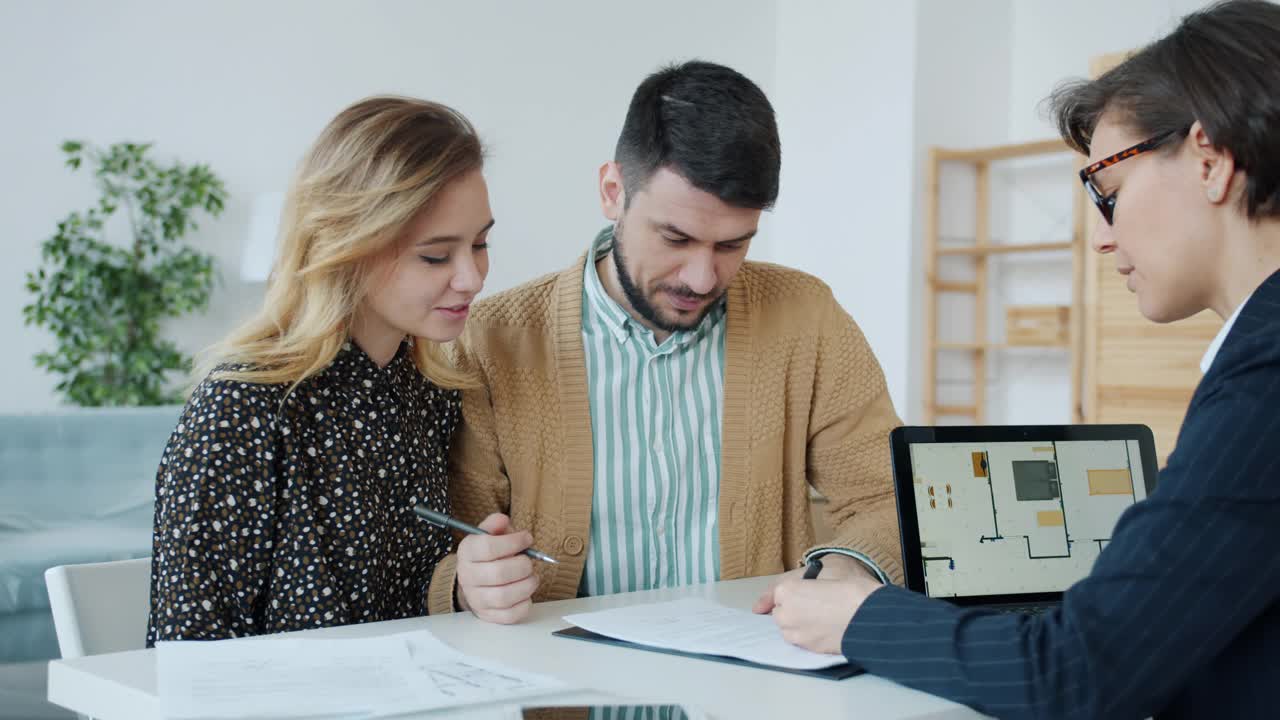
[454,513,539,624]
[756,574,883,655]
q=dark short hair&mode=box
[614,60,780,210]
[1047,0,1280,219]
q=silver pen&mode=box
[413,504,559,564]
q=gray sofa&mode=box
[0,406,181,665]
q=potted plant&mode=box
[23,141,227,406]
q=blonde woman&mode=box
[145,96,492,645]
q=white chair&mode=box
[44,557,152,660]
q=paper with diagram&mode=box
[907,439,1149,598]
[157,628,566,719]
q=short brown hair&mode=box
[1047,0,1280,219]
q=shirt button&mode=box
[562,535,585,556]
[653,437,664,453]
[657,525,666,536]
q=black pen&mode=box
[413,504,559,564]
[802,557,824,579]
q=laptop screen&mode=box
[905,439,1149,599]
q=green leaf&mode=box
[26,139,224,406]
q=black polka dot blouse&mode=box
[146,341,457,646]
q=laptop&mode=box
[889,425,1159,613]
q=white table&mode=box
[47,575,984,719]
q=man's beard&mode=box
[611,218,722,333]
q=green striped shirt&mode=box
[580,228,726,597]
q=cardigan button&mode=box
[562,535,585,556]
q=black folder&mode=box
[552,625,864,681]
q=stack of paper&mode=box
[157,629,566,719]
[563,598,847,671]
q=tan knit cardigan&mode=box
[426,254,903,615]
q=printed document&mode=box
[157,629,566,719]
[563,598,847,671]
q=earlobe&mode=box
[1191,120,1237,204]
[1204,160,1236,206]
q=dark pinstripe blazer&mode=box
[843,270,1280,720]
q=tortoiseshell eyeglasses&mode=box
[1078,127,1188,225]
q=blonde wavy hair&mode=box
[203,95,483,393]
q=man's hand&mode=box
[454,513,539,624]
[751,553,873,614]
[761,575,883,655]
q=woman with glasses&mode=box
[757,1,1280,718]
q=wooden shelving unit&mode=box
[922,140,1082,424]
[936,241,1073,257]
[938,342,1069,351]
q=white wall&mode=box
[768,0,920,416]
[768,0,1133,425]
[1007,0,1212,142]
[912,0,1015,423]
[897,0,1219,426]
[986,0,1216,425]
[0,0,776,411]
[765,0,1018,422]
[4,0,1241,418]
